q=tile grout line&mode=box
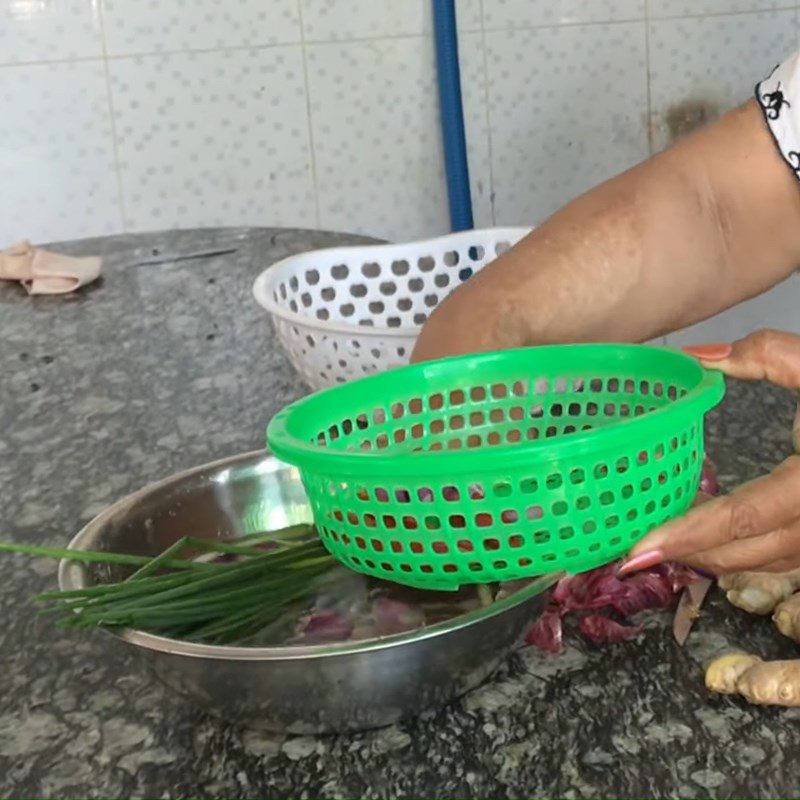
[644,0,654,157]
[478,0,497,226]
[96,0,128,232]
[296,0,322,229]
[1,6,796,72]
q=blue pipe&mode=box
[432,0,474,231]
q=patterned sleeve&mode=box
[756,54,800,178]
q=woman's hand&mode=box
[620,329,800,577]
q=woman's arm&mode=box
[412,100,800,361]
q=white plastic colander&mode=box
[253,227,531,390]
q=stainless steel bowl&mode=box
[60,451,558,733]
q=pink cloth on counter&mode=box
[0,241,101,295]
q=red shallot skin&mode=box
[529,561,700,652]
[294,609,354,643]
[372,596,426,636]
[443,486,460,502]
[578,615,642,643]
[525,606,563,652]
[525,458,721,652]
[700,457,721,497]
[608,568,675,615]
[468,483,485,500]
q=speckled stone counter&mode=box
[2,227,800,799]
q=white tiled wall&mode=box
[1,0,798,339]
[486,22,650,225]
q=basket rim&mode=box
[266,344,726,478]
[252,226,532,339]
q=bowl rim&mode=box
[252,227,532,339]
[59,449,560,661]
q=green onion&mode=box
[1,525,337,646]
[0,541,211,571]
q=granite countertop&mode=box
[2,227,800,799]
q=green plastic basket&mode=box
[267,345,725,590]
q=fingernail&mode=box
[617,549,664,576]
[681,343,732,361]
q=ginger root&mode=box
[718,569,800,615]
[773,592,800,642]
[706,653,800,706]
[705,652,762,694]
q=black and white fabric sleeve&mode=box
[756,54,800,177]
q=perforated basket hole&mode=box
[443,250,460,267]
[361,261,380,278]
[493,480,511,497]
[569,468,586,485]
[559,525,575,541]
[442,485,460,501]
[526,504,544,520]
[545,473,563,489]
[470,386,487,402]
[469,410,485,427]
[391,259,410,276]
